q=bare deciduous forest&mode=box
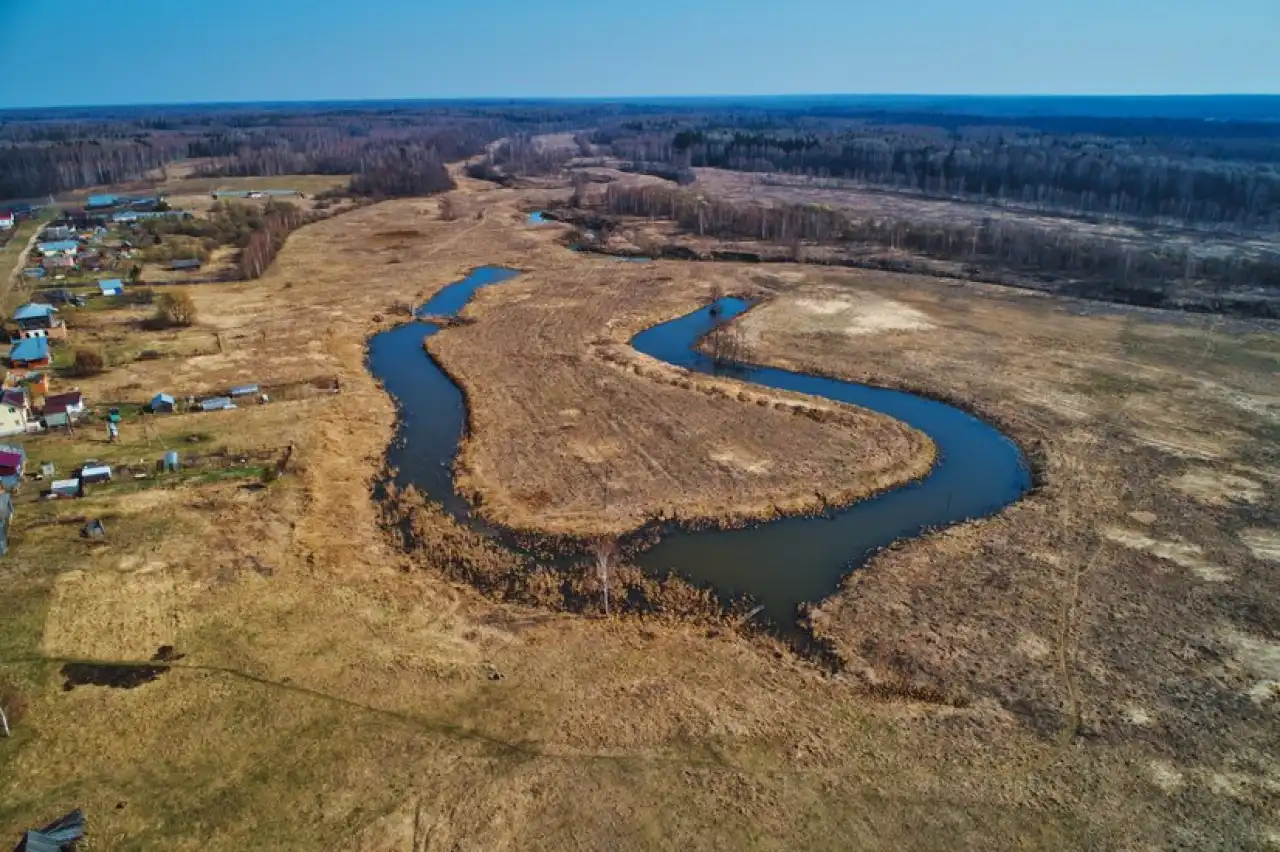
[4,97,1279,314]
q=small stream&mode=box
[369,266,1031,627]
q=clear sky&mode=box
[1,0,1276,107]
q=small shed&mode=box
[200,397,235,412]
[98,279,124,297]
[49,479,81,498]
[78,464,112,484]
[229,383,259,397]
[150,392,175,413]
[8,337,50,369]
[170,258,202,271]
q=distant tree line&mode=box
[592,183,1280,313]
[346,146,455,198]
[0,137,187,199]
[596,124,1280,228]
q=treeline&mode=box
[597,125,1280,228]
[240,200,305,279]
[347,146,454,198]
[593,183,1280,310]
[0,137,187,199]
[190,126,489,178]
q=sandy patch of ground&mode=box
[1172,469,1267,506]
[754,291,935,344]
[1240,528,1280,563]
[1104,528,1232,582]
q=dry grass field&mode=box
[0,170,1276,849]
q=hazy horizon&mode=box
[2,0,1277,109]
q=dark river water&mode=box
[368,266,1031,627]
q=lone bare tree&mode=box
[593,537,618,617]
[706,319,750,366]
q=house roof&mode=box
[200,396,234,410]
[151,392,175,404]
[1,389,26,408]
[0,450,24,470]
[44,391,83,413]
[229,383,259,396]
[13,303,58,321]
[9,337,49,363]
[37,240,78,253]
[170,258,202,269]
[86,194,118,208]
[98,279,123,293]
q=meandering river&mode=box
[368,266,1031,627]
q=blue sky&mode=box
[1,0,1277,107]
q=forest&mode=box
[3,97,1278,313]
[598,123,1280,228]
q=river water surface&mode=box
[369,266,1031,627]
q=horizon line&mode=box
[4,91,1280,113]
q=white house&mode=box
[0,389,29,437]
[0,213,14,230]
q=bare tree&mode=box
[706,318,750,366]
[592,538,618,617]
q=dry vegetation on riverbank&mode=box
[1,170,1277,849]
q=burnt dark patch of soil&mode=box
[372,229,423,241]
[61,661,170,691]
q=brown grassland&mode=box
[0,170,1276,850]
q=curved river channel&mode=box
[369,266,1032,627]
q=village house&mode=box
[7,371,50,397]
[170,258,203,271]
[85,194,118,210]
[37,239,79,256]
[149,392,176,413]
[0,212,14,230]
[11,303,68,341]
[41,255,77,272]
[8,337,50,370]
[98,279,124,297]
[0,389,30,438]
[43,225,74,241]
[43,391,85,421]
[0,445,26,490]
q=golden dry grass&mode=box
[0,171,1275,849]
